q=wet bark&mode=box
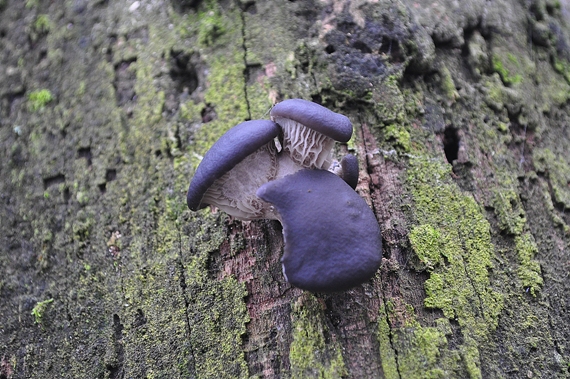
[1,0,570,378]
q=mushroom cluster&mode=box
[187,99,382,292]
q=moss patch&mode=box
[439,65,458,103]
[289,294,347,379]
[553,56,570,85]
[27,89,53,112]
[514,233,543,296]
[185,274,250,378]
[32,14,51,34]
[378,301,464,378]
[191,54,249,168]
[492,189,526,235]
[492,53,523,86]
[384,124,411,152]
[533,148,570,208]
[31,298,54,325]
[198,3,226,47]
[377,305,400,379]
[393,324,448,379]
[373,75,406,125]
[409,224,443,270]
[406,156,503,376]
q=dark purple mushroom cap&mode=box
[339,154,359,190]
[270,99,353,142]
[187,119,280,211]
[256,169,382,292]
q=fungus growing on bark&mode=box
[256,168,382,292]
[270,98,353,170]
[186,101,381,292]
[338,154,359,190]
[186,119,280,220]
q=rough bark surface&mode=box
[1,0,570,378]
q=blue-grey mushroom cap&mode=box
[187,119,280,211]
[256,169,382,292]
[340,154,359,190]
[270,99,353,142]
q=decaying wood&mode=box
[1,0,569,378]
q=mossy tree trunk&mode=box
[1,0,569,378]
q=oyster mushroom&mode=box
[271,98,353,172]
[186,119,280,220]
[256,168,382,292]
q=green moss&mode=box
[179,99,205,122]
[33,14,51,34]
[186,275,250,378]
[514,233,543,296]
[394,325,448,379]
[409,224,443,270]
[460,337,482,379]
[496,121,509,133]
[377,305,400,379]
[378,302,463,378]
[492,54,522,85]
[123,27,251,379]
[197,1,226,47]
[245,76,273,120]
[533,148,570,208]
[439,66,458,103]
[553,56,570,85]
[373,75,406,124]
[31,298,54,324]
[25,0,39,8]
[384,124,411,152]
[28,89,53,112]
[76,81,86,97]
[76,190,89,205]
[289,294,347,379]
[481,74,522,112]
[537,179,570,232]
[406,156,504,375]
[191,54,249,168]
[492,189,526,235]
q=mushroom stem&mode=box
[274,152,303,181]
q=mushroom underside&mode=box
[186,119,280,211]
[202,142,279,220]
[274,116,336,170]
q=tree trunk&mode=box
[1,0,569,378]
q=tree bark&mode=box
[1,0,569,378]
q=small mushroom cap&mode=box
[256,169,382,292]
[187,120,280,211]
[339,154,359,190]
[270,99,353,142]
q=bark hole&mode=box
[43,174,65,190]
[133,309,147,328]
[77,147,92,166]
[201,103,217,123]
[106,169,117,182]
[380,38,403,63]
[443,126,460,164]
[353,40,372,54]
[108,314,125,379]
[113,58,138,107]
[171,0,202,13]
[169,49,199,96]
